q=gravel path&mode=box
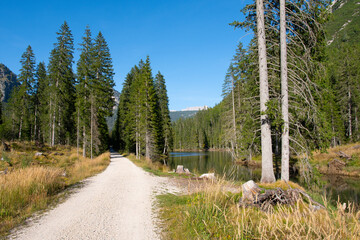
[9,152,177,240]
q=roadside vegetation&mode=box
[158,180,360,239]
[0,142,110,236]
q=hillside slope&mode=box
[327,0,360,45]
[0,63,18,102]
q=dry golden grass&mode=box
[313,142,360,164]
[259,180,306,191]
[0,142,111,237]
[159,179,360,240]
[67,152,110,184]
[126,153,170,175]
[0,166,65,233]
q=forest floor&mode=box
[8,151,180,240]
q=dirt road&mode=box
[9,152,174,240]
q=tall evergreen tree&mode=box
[13,45,36,140]
[34,62,48,143]
[48,21,75,146]
[76,26,94,156]
[154,71,172,157]
[90,31,115,158]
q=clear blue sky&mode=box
[0,0,252,110]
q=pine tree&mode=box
[76,26,94,156]
[48,21,75,146]
[15,45,36,140]
[90,31,115,158]
[34,62,48,143]
[154,71,172,157]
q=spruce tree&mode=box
[90,31,115,157]
[154,71,172,157]
[15,45,36,140]
[48,21,75,146]
[76,26,94,156]
[34,62,48,143]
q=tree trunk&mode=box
[355,107,358,140]
[257,0,275,183]
[77,109,80,156]
[83,126,86,157]
[34,105,38,141]
[280,0,289,182]
[19,116,23,141]
[348,86,352,140]
[91,94,93,159]
[231,74,237,157]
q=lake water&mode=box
[169,151,360,205]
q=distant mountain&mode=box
[169,106,208,122]
[106,89,121,132]
[326,0,360,45]
[170,110,198,122]
[0,63,18,102]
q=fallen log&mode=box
[335,151,351,160]
[239,180,324,211]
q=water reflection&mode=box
[169,151,360,205]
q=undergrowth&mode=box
[158,180,360,239]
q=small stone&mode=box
[184,168,191,174]
[199,173,216,180]
[176,165,185,174]
[35,152,43,157]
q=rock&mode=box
[35,152,43,157]
[199,173,216,180]
[176,165,185,173]
[184,168,191,174]
[240,180,262,203]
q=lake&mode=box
[169,151,360,205]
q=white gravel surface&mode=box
[9,152,178,240]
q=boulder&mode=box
[184,168,191,174]
[199,173,216,180]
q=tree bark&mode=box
[83,126,86,157]
[231,74,237,157]
[348,86,352,140]
[280,0,289,181]
[257,0,275,183]
[90,94,94,159]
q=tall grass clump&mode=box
[158,180,360,239]
[0,166,64,232]
[67,152,110,184]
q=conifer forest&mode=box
[0,0,359,183]
[1,0,360,238]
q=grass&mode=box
[311,142,360,176]
[158,180,360,239]
[125,153,194,179]
[0,142,110,237]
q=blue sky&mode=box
[0,0,252,110]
